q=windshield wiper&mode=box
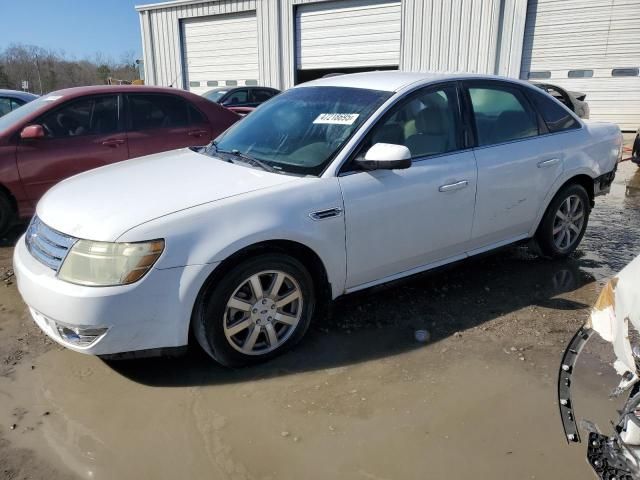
[217,148,277,173]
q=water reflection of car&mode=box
[14,72,621,367]
[0,85,239,235]
[531,82,590,119]
[0,89,38,117]
[202,86,280,109]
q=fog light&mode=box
[54,324,108,347]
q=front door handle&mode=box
[439,180,469,192]
[188,129,208,137]
[102,138,125,147]
[537,158,560,168]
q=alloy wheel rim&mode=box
[552,194,585,250]
[223,270,303,355]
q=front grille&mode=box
[25,216,77,271]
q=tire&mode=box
[193,253,315,367]
[534,183,590,258]
[0,192,15,238]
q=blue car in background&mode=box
[0,89,38,117]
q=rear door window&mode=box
[38,95,118,138]
[467,84,538,147]
[127,94,189,130]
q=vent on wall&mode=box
[568,70,593,78]
[612,68,639,77]
[528,71,551,79]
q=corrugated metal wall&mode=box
[138,0,528,91]
[400,0,526,77]
[520,0,640,130]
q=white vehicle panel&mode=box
[470,135,564,247]
[37,148,297,241]
[339,150,477,288]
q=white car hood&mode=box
[37,148,297,241]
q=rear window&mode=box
[526,88,579,133]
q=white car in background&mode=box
[14,72,622,367]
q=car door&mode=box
[125,93,212,159]
[338,83,478,289]
[16,94,126,201]
[463,80,563,250]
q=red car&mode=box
[0,85,239,234]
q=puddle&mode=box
[0,341,618,480]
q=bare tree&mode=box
[0,43,141,93]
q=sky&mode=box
[0,0,144,61]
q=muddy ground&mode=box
[0,158,639,480]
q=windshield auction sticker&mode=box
[313,113,359,125]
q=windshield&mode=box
[203,89,228,103]
[0,95,52,134]
[210,86,391,176]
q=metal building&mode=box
[521,0,640,131]
[137,0,640,129]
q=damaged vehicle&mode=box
[14,72,622,367]
[559,255,640,479]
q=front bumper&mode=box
[13,235,216,355]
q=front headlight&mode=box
[58,239,164,286]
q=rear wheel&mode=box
[0,192,15,238]
[534,183,590,258]
[194,253,315,367]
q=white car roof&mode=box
[297,71,522,92]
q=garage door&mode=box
[520,0,640,131]
[181,12,259,95]
[295,0,402,71]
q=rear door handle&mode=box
[439,180,469,192]
[537,158,560,168]
[102,138,125,147]
[188,129,208,137]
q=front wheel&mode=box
[534,183,590,258]
[193,254,315,367]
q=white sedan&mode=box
[14,72,621,366]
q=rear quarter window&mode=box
[526,88,580,133]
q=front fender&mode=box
[117,177,347,299]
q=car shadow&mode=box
[106,245,595,387]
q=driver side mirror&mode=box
[356,143,412,171]
[20,124,45,140]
